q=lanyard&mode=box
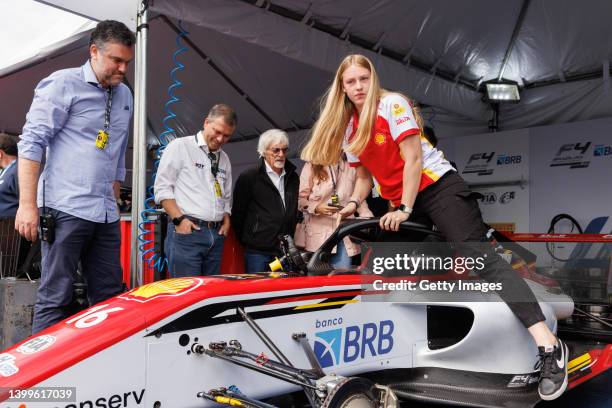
[328,164,340,195]
[103,87,114,133]
[208,151,219,179]
[194,134,223,198]
[207,150,222,198]
[194,134,220,179]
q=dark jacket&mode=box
[0,160,18,218]
[232,158,299,254]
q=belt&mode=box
[185,215,222,229]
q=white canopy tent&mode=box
[2,0,611,180]
[1,0,611,281]
[0,0,95,75]
[2,0,611,138]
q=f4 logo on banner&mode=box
[556,142,590,156]
[550,142,591,169]
[467,152,495,164]
[463,152,495,176]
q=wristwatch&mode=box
[397,204,413,215]
[172,215,187,226]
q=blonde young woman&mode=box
[297,158,373,268]
[301,54,568,401]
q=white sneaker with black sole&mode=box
[535,338,569,401]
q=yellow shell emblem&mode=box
[375,133,386,145]
[392,103,405,116]
[122,278,201,302]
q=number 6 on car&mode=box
[65,304,124,329]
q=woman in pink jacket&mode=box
[297,159,373,268]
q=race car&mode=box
[0,219,609,408]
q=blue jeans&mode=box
[244,250,275,273]
[165,224,225,278]
[33,209,123,333]
[330,239,351,269]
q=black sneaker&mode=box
[535,338,569,401]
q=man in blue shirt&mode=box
[16,20,135,333]
[0,133,19,218]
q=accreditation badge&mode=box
[330,194,340,206]
[213,179,222,198]
[96,130,109,150]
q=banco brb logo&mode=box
[314,320,394,368]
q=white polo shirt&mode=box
[154,131,232,221]
[265,160,286,207]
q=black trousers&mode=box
[33,209,123,333]
[411,171,546,328]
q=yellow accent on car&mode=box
[294,299,359,310]
[269,257,283,272]
[214,396,244,406]
[567,353,592,374]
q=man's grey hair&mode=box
[207,104,238,127]
[257,129,289,158]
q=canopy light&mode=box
[485,81,520,102]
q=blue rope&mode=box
[138,20,189,275]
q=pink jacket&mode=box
[297,161,373,256]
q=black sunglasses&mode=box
[270,147,289,155]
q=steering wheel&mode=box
[306,218,442,275]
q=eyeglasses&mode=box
[269,147,289,155]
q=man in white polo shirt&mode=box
[154,104,236,277]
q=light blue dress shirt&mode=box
[19,60,132,223]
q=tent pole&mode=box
[497,0,531,81]
[130,3,148,288]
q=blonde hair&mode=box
[311,164,328,182]
[302,54,424,165]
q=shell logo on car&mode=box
[119,278,204,303]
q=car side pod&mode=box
[192,308,399,408]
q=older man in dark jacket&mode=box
[232,129,299,272]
